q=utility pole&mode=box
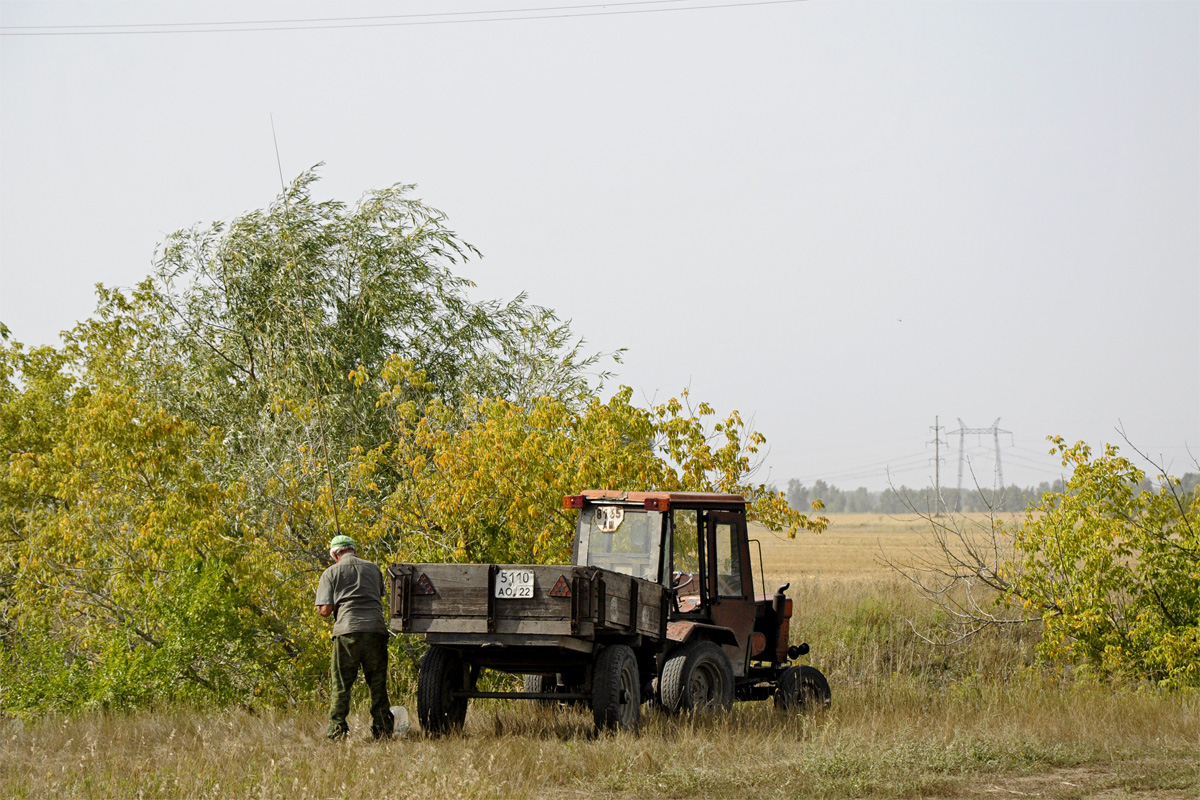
[928,417,947,515]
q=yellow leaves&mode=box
[347,365,370,389]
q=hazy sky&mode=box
[2,0,1197,492]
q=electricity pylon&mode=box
[949,418,1011,511]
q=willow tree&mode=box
[141,168,609,573]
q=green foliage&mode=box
[1003,439,1200,687]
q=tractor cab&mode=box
[566,490,799,684]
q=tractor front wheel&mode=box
[775,664,831,712]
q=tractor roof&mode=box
[579,490,747,511]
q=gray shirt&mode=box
[315,553,389,637]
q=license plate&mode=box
[495,569,534,598]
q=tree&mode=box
[894,438,1200,688]
[0,322,296,710]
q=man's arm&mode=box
[316,569,336,619]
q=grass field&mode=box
[4,513,1198,799]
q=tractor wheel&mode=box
[417,646,469,735]
[524,673,558,705]
[775,665,831,712]
[659,640,735,714]
[591,644,641,732]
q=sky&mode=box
[1,0,1197,493]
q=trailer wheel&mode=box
[418,646,469,735]
[659,640,735,713]
[775,665,831,712]
[591,645,641,732]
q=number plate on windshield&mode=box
[494,569,534,598]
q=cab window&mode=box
[671,509,701,595]
[714,520,743,597]
[581,506,662,582]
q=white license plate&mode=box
[494,569,535,598]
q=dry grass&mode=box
[4,514,1198,799]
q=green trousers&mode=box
[328,632,393,740]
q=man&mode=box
[315,534,394,741]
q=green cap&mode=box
[328,535,356,551]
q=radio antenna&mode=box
[270,113,286,193]
[269,113,343,540]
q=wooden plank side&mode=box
[601,594,632,629]
[426,633,596,654]
[594,571,633,629]
[593,572,668,633]
[406,616,574,637]
[407,563,489,620]
[494,618,574,636]
[636,578,665,638]
[491,602,574,620]
[408,618,488,634]
[410,597,487,617]
[637,598,661,637]
[600,573,634,601]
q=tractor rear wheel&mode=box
[591,644,641,731]
[775,665,831,712]
[417,646,469,735]
[659,640,735,713]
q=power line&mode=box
[795,450,932,476]
[0,0,810,37]
[789,452,932,483]
[789,460,936,486]
[4,0,697,29]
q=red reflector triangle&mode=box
[413,573,435,596]
[549,575,572,598]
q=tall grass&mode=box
[4,515,1198,799]
[5,683,1196,799]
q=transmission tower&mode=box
[949,418,1012,511]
